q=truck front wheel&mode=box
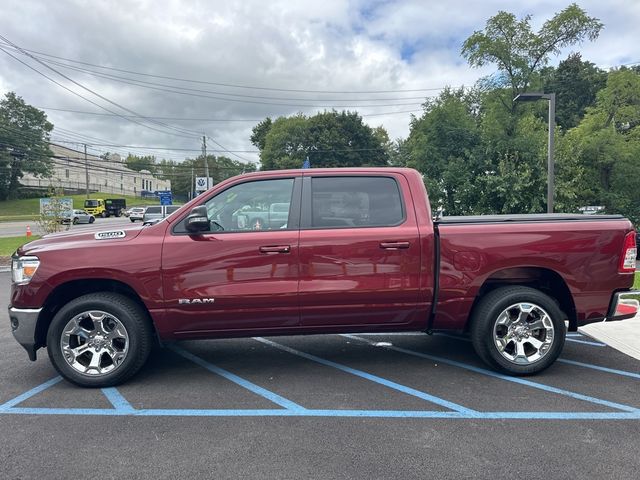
[46,293,153,387]
[470,286,565,375]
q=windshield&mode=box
[84,200,98,208]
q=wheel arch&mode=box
[35,278,158,349]
[466,267,577,332]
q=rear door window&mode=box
[310,176,404,228]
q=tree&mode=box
[250,117,272,151]
[125,154,157,173]
[157,156,256,199]
[560,68,640,224]
[542,53,607,129]
[254,110,390,170]
[0,92,54,200]
[462,4,603,112]
[404,88,482,215]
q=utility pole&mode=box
[84,143,89,198]
[190,166,194,199]
[202,135,210,189]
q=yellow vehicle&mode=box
[83,198,126,218]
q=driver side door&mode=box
[161,176,302,336]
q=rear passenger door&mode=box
[299,174,422,327]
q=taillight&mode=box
[619,231,637,273]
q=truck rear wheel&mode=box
[46,293,153,387]
[470,286,565,375]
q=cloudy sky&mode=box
[1,0,638,166]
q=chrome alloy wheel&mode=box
[60,310,130,376]
[492,302,555,365]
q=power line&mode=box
[0,41,449,94]
[36,56,432,103]
[0,40,200,141]
[23,57,424,108]
[36,106,424,120]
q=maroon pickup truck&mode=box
[8,168,639,387]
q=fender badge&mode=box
[94,230,126,240]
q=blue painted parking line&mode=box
[255,337,477,415]
[169,344,305,411]
[1,340,638,419]
[430,332,606,347]
[102,387,135,412]
[1,407,640,419]
[566,338,606,346]
[342,334,640,413]
[0,376,62,411]
[557,359,640,380]
[429,332,639,380]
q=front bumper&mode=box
[606,290,640,322]
[8,306,42,361]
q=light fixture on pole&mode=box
[513,92,556,213]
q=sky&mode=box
[1,0,639,167]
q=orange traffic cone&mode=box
[26,225,32,238]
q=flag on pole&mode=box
[302,157,311,169]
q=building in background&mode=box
[19,143,170,196]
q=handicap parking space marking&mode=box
[342,334,640,414]
[0,376,62,411]
[1,336,639,419]
[169,344,306,411]
[254,337,477,415]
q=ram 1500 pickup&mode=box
[8,168,639,387]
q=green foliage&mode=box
[557,68,640,225]
[254,110,390,170]
[542,53,607,129]
[404,88,481,214]
[0,92,54,201]
[157,155,256,199]
[125,154,157,173]
[462,4,603,106]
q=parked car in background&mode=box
[128,207,146,222]
[60,209,95,225]
[142,205,180,224]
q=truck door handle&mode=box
[380,241,410,250]
[259,245,291,254]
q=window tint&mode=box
[204,178,294,232]
[166,205,180,214]
[311,176,403,228]
[145,206,161,214]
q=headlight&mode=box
[11,256,40,285]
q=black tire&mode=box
[101,212,106,218]
[72,217,78,225]
[470,286,566,375]
[130,218,135,222]
[89,217,95,223]
[46,293,153,387]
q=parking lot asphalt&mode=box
[2,271,640,479]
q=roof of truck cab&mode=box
[236,167,421,178]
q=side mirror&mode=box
[185,206,210,233]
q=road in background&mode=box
[0,216,137,238]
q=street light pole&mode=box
[513,92,556,213]
[547,93,555,214]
